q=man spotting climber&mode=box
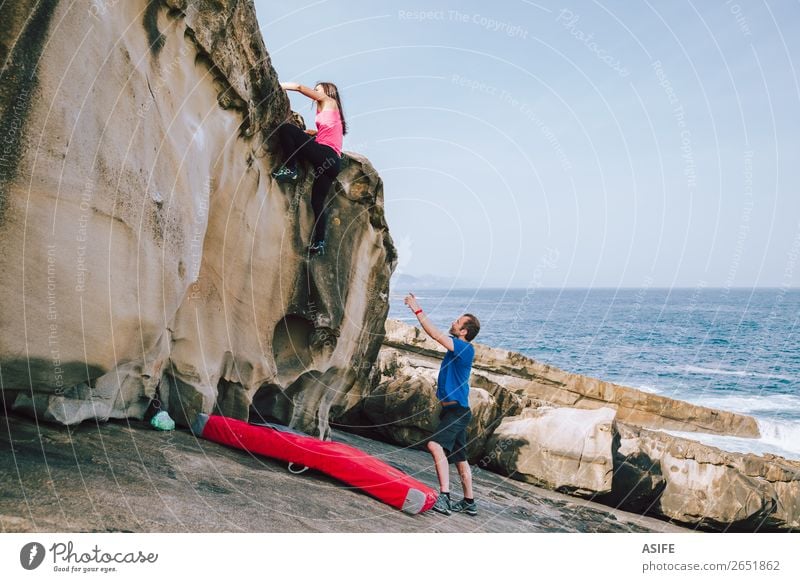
[403,292,481,516]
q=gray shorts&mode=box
[429,405,472,463]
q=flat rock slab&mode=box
[0,413,687,533]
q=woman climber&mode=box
[272,81,347,256]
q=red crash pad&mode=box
[192,414,437,514]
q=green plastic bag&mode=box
[150,410,175,431]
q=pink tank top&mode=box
[314,108,343,157]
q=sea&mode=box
[388,287,800,461]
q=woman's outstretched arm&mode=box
[280,82,328,102]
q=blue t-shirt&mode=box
[436,336,475,408]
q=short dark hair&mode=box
[463,313,480,342]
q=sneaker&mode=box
[271,165,298,183]
[431,493,452,516]
[309,240,325,256]
[451,498,477,516]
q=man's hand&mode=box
[404,292,421,313]
[404,293,455,352]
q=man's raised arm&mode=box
[403,292,455,352]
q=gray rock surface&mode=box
[0,412,686,533]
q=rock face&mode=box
[609,423,800,531]
[0,0,394,438]
[486,407,616,496]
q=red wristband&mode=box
[414,309,423,315]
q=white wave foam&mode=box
[691,393,800,416]
[755,418,800,457]
[633,384,662,394]
[683,365,795,382]
[659,428,800,461]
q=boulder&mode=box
[0,0,394,438]
[485,406,617,496]
[611,423,800,530]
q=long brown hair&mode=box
[315,81,347,135]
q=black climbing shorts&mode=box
[430,405,472,463]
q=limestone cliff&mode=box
[0,0,395,438]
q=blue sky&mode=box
[255,0,800,288]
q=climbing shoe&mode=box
[451,498,477,516]
[271,165,298,183]
[309,239,325,256]
[431,493,452,516]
